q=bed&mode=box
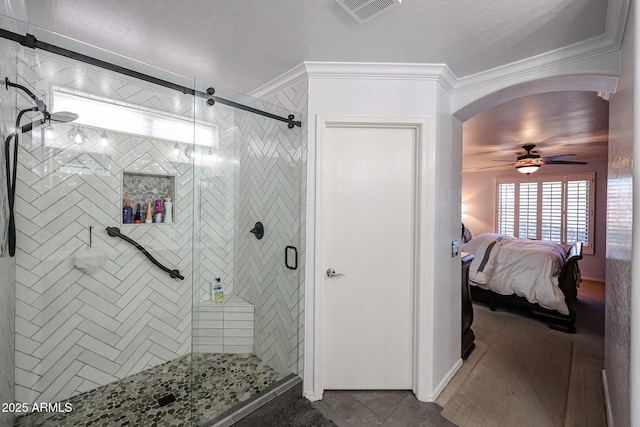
[461,232,583,333]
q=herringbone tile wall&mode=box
[12,49,237,405]
[234,83,305,377]
[0,40,18,427]
[259,79,309,377]
[9,43,305,408]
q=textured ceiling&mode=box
[0,0,614,168]
[0,0,609,93]
[463,91,610,172]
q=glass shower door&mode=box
[8,39,197,427]
[191,78,303,425]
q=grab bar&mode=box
[105,227,184,280]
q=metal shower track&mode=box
[0,28,302,129]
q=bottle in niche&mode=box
[213,277,224,304]
[154,199,162,223]
[163,197,173,223]
[122,199,133,224]
[134,203,142,224]
[145,202,153,223]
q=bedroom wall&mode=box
[604,0,635,425]
[462,157,608,282]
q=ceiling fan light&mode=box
[517,164,541,175]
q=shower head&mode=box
[50,111,79,123]
[20,111,79,133]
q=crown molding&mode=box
[250,61,458,99]
[452,0,630,95]
[453,35,620,96]
[249,63,309,99]
[303,61,457,93]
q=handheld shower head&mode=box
[4,77,79,257]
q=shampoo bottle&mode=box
[154,199,162,223]
[163,197,173,223]
[134,204,142,224]
[122,199,133,224]
[213,277,224,304]
[145,203,153,223]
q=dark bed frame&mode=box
[470,241,583,333]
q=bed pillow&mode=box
[462,234,503,284]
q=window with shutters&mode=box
[518,182,537,239]
[496,173,595,254]
[497,183,516,235]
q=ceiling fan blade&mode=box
[475,163,515,170]
[544,160,588,165]
[543,153,576,161]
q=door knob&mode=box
[326,268,345,278]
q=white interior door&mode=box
[320,122,416,389]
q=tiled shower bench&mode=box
[194,295,254,353]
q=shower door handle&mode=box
[285,246,298,270]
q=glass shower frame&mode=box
[191,78,303,425]
[1,15,303,427]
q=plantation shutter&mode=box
[497,183,516,236]
[541,181,563,243]
[518,182,537,239]
[495,173,594,254]
[566,179,590,246]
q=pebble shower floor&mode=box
[14,353,281,427]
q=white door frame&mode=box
[313,114,432,401]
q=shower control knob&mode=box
[207,87,216,95]
[207,98,215,106]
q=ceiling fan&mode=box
[499,144,587,175]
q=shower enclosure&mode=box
[0,17,303,427]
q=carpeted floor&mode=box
[437,280,606,427]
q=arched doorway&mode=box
[439,74,614,426]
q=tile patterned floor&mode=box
[14,353,282,427]
[312,390,456,427]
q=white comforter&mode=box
[462,233,569,315]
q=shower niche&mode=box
[122,171,176,224]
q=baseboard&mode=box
[602,369,614,427]
[304,390,323,402]
[304,358,464,403]
[428,358,464,402]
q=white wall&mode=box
[300,63,460,400]
[462,158,608,281]
[605,0,636,425]
[432,84,464,394]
